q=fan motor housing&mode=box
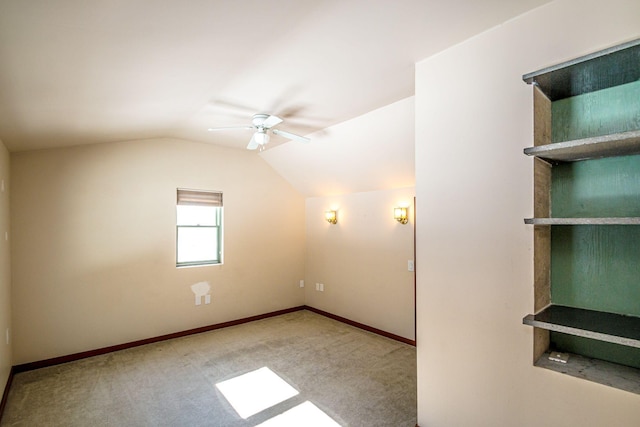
[252,113,269,127]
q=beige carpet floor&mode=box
[1,310,416,426]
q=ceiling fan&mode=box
[207,113,310,150]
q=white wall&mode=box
[10,138,305,364]
[0,138,10,394]
[305,188,415,340]
[415,1,640,425]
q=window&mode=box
[176,189,223,267]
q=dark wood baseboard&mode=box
[0,366,15,424]
[13,306,305,373]
[304,305,416,346]
[10,304,415,373]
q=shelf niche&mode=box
[523,38,640,394]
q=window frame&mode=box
[176,188,223,268]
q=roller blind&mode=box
[177,189,223,207]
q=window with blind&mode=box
[176,189,223,267]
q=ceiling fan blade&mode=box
[262,115,283,128]
[272,128,310,143]
[208,125,253,132]
[247,133,260,150]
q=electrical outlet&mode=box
[408,260,415,272]
[316,283,320,291]
[320,283,324,292]
[299,280,305,288]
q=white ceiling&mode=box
[0,0,550,153]
[261,97,416,196]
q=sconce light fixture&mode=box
[394,207,408,224]
[325,210,337,224]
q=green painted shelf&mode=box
[523,305,640,349]
[524,129,640,162]
[535,351,640,395]
[523,38,640,101]
[524,217,640,225]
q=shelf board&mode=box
[535,351,640,395]
[523,129,640,162]
[524,217,640,225]
[523,305,640,349]
[523,38,640,101]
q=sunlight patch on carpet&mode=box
[216,367,299,419]
[255,401,341,427]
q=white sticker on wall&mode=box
[191,281,211,306]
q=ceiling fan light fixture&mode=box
[254,130,269,145]
[208,112,308,151]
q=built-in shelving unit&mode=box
[522,38,640,393]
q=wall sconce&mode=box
[325,210,337,224]
[394,207,408,224]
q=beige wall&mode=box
[10,138,305,364]
[305,188,415,340]
[415,0,640,426]
[0,138,10,391]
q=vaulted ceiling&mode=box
[0,1,550,151]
